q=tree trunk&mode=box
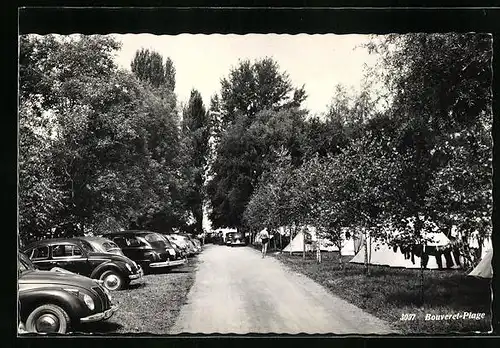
[415,214,424,306]
[364,232,370,276]
[280,232,282,251]
[302,227,306,260]
[420,243,425,306]
[316,239,321,263]
[338,246,343,270]
[478,235,484,264]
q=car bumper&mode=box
[129,267,144,280]
[80,305,119,323]
[149,258,187,268]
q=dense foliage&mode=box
[241,33,492,272]
[19,33,492,275]
[207,58,309,229]
[181,90,211,235]
[19,35,187,244]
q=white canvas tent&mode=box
[282,230,315,253]
[349,231,462,269]
[468,249,493,279]
[282,226,356,255]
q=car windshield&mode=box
[144,233,163,243]
[18,253,35,272]
[167,237,182,246]
[102,241,120,251]
[159,236,173,247]
[78,240,94,252]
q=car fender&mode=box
[18,288,88,322]
[90,261,127,279]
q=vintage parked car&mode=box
[160,234,188,259]
[169,234,199,256]
[228,232,247,246]
[189,235,202,248]
[18,252,118,334]
[103,230,187,272]
[167,234,197,257]
[225,232,236,246]
[22,238,143,291]
[79,236,125,256]
[182,233,202,251]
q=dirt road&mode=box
[170,245,397,334]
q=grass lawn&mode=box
[271,249,492,334]
[75,256,199,335]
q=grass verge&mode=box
[272,250,492,334]
[76,256,199,335]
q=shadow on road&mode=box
[167,269,192,274]
[72,321,123,335]
[148,266,193,275]
[127,282,147,290]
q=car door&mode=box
[111,235,145,262]
[50,243,92,276]
[27,245,52,270]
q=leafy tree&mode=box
[208,107,308,229]
[365,33,492,303]
[18,102,64,244]
[164,57,176,92]
[219,57,306,130]
[208,57,308,229]
[302,116,347,158]
[19,35,186,244]
[19,34,123,241]
[375,33,491,259]
[339,116,403,274]
[131,48,176,92]
[181,89,211,235]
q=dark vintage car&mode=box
[22,238,143,291]
[165,234,194,257]
[169,234,200,256]
[225,232,236,246]
[228,232,247,246]
[79,236,125,256]
[103,230,187,272]
[185,234,202,249]
[18,252,118,334]
[159,234,187,259]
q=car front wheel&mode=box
[25,304,70,334]
[99,270,125,291]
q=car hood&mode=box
[19,269,98,288]
[87,252,134,264]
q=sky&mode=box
[112,34,380,116]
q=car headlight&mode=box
[168,248,175,256]
[83,294,95,311]
[125,263,132,272]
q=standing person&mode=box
[259,228,271,258]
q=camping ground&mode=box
[272,251,491,334]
